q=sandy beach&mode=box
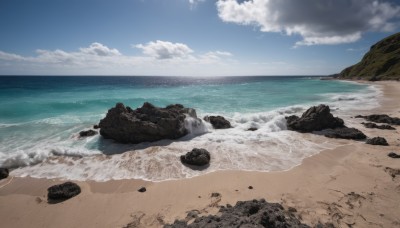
[1,81,399,228]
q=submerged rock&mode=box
[0,168,9,180]
[361,122,395,130]
[321,128,367,140]
[366,137,389,146]
[204,115,231,129]
[79,129,98,137]
[355,114,400,125]
[47,182,81,201]
[286,104,344,132]
[164,199,310,228]
[99,102,198,144]
[180,148,210,167]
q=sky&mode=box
[0,0,399,76]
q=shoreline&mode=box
[1,80,400,227]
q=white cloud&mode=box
[0,42,236,76]
[79,42,121,56]
[189,0,205,8]
[216,0,400,46]
[135,40,194,59]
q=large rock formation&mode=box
[338,32,400,80]
[204,115,231,129]
[99,102,198,144]
[164,199,310,228]
[47,182,81,201]
[286,104,344,132]
[286,105,367,140]
[180,148,210,167]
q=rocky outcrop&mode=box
[204,115,231,129]
[47,182,81,201]
[355,114,400,125]
[361,122,395,130]
[0,168,9,180]
[321,128,367,140]
[366,137,389,146]
[79,129,98,137]
[180,148,210,167]
[164,199,310,228]
[99,102,198,144]
[286,105,344,132]
[286,105,367,140]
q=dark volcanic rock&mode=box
[204,115,231,129]
[361,122,395,130]
[355,114,400,125]
[79,129,98,137]
[93,124,100,129]
[286,105,344,132]
[99,102,198,144]
[47,182,81,201]
[138,187,146,193]
[366,137,389,146]
[164,199,310,228]
[180,148,210,167]
[321,128,367,140]
[388,152,400,158]
[247,127,258,131]
[0,168,9,180]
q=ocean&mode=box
[0,76,381,181]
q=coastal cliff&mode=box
[338,32,400,80]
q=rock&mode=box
[211,192,221,198]
[164,199,310,228]
[388,152,400,158]
[366,137,389,146]
[180,148,210,167]
[248,186,253,190]
[321,128,367,140]
[99,102,198,144]
[204,115,231,129]
[384,167,400,179]
[0,168,9,180]
[93,124,100,129]
[138,187,146,193]
[286,105,344,132]
[361,122,395,130]
[79,129,98,137]
[47,182,81,201]
[355,114,400,125]
[247,127,258,131]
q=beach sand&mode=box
[1,81,399,228]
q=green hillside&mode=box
[338,32,400,80]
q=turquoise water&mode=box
[0,76,380,181]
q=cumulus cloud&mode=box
[216,0,400,46]
[135,40,194,59]
[0,42,234,76]
[79,42,121,56]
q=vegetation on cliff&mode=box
[338,32,400,80]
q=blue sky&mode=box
[0,0,399,76]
